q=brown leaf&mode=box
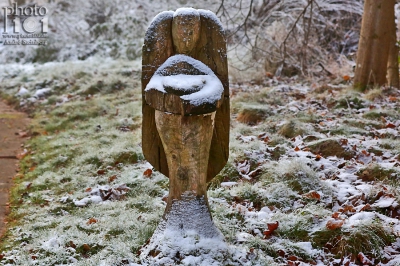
[143,169,152,177]
[87,218,98,225]
[386,123,396,129]
[294,146,300,151]
[162,195,168,202]
[315,154,322,161]
[326,219,344,230]
[82,244,91,251]
[263,230,273,237]
[16,149,29,159]
[331,212,340,219]
[389,96,397,102]
[68,241,76,249]
[277,249,285,257]
[85,187,92,193]
[343,75,351,81]
[343,205,356,213]
[358,252,372,265]
[108,175,117,183]
[19,131,29,138]
[303,191,321,200]
[97,169,106,175]
[360,204,371,211]
[267,221,279,231]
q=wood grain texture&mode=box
[142,12,174,177]
[155,111,215,215]
[142,10,229,181]
[354,0,395,89]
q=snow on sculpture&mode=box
[140,7,230,264]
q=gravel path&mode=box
[0,100,29,237]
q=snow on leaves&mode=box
[73,184,130,207]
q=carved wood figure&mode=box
[140,8,229,260]
[142,8,229,182]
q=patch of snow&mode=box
[198,9,224,31]
[34,88,51,98]
[42,236,61,251]
[16,87,29,96]
[145,55,224,106]
[372,196,398,209]
[345,212,376,227]
[140,191,228,264]
[221,182,238,188]
[174,7,199,18]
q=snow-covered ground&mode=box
[0,57,399,265]
[0,0,400,265]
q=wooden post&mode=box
[140,8,229,261]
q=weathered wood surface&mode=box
[155,111,215,215]
[142,9,229,181]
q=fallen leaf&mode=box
[326,219,344,230]
[294,146,300,151]
[343,75,351,81]
[16,149,29,159]
[331,212,340,219]
[143,169,152,177]
[386,123,396,129]
[360,204,371,211]
[265,72,274,78]
[264,221,279,237]
[68,241,76,249]
[87,218,97,225]
[267,221,279,231]
[303,191,321,200]
[108,175,117,183]
[277,250,285,257]
[85,187,92,193]
[97,169,106,175]
[389,96,397,102]
[82,244,91,251]
[315,154,322,161]
[18,131,28,138]
[343,205,356,213]
[358,252,372,265]
[361,150,368,156]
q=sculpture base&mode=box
[139,192,228,265]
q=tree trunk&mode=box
[387,17,399,88]
[354,0,395,90]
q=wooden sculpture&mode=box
[140,8,229,260]
[142,8,229,182]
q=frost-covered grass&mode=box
[1,58,400,265]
